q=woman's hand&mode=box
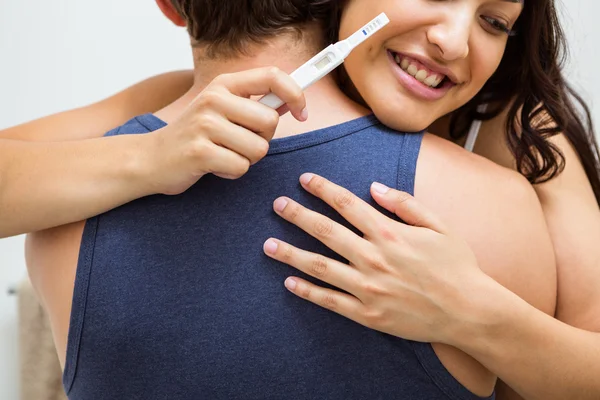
[263,173,493,345]
[144,67,307,195]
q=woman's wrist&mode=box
[442,272,528,356]
[446,271,550,379]
[120,133,163,198]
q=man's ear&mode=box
[155,0,187,27]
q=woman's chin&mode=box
[372,107,432,133]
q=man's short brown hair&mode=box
[170,0,340,57]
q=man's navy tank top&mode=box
[64,114,493,400]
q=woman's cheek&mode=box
[470,42,506,86]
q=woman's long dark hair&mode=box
[328,1,600,205]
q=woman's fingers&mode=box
[213,91,281,141]
[191,144,250,180]
[370,183,449,234]
[216,67,307,122]
[281,277,366,323]
[272,196,370,266]
[263,238,363,295]
[208,115,270,165]
[298,174,383,237]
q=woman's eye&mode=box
[481,16,511,35]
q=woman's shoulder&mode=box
[417,131,557,317]
[420,131,521,183]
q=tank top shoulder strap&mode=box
[396,131,425,196]
[464,104,488,153]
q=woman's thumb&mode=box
[370,182,448,233]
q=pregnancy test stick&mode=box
[258,12,390,110]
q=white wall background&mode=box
[0,1,597,399]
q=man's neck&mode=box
[155,34,370,138]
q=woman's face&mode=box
[339,0,523,132]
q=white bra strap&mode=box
[464,104,488,152]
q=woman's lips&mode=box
[386,50,454,102]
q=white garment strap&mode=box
[464,104,488,152]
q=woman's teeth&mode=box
[394,54,444,88]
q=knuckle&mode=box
[239,158,251,174]
[211,74,229,86]
[254,140,270,160]
[309,175,327,196]
[395,191,413,206]
[334,189,356,210]
[232,159,250,178]
[290,86,304,103]
[286,203,301,222]
[363,308,384,327]
[198,90,223,108]
[363,254,390,274]
[309,256,329,278]
[321,293,338,310]
[378,224,399,243]
[362,282,388,297]
[266,66,282,81]
[411,215,428,228]
[188,140,212,160]
[262,111,280,131]
[196,113,220,132]
[300,284,312,299]
[313,218,333,238]
[281,243,293,262]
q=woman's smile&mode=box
[339,0,522,132]
[386,50,456,101]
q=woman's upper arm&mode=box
[477,106,600,329]
[0,70,193,142]
[534,134,600,330]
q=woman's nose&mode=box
[426,11,471,61]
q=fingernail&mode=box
[300,173,314,186]
[274,198,289,213]
[264,239,278,255]
[372,182,390,195]
[300,107,308,121]
[285,278,297,291]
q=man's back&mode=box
[26,116,555,400]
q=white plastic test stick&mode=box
[259,12,390,109]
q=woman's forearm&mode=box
[0,135,155,237]
[456,276,600,400]
[0,71,194,237]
